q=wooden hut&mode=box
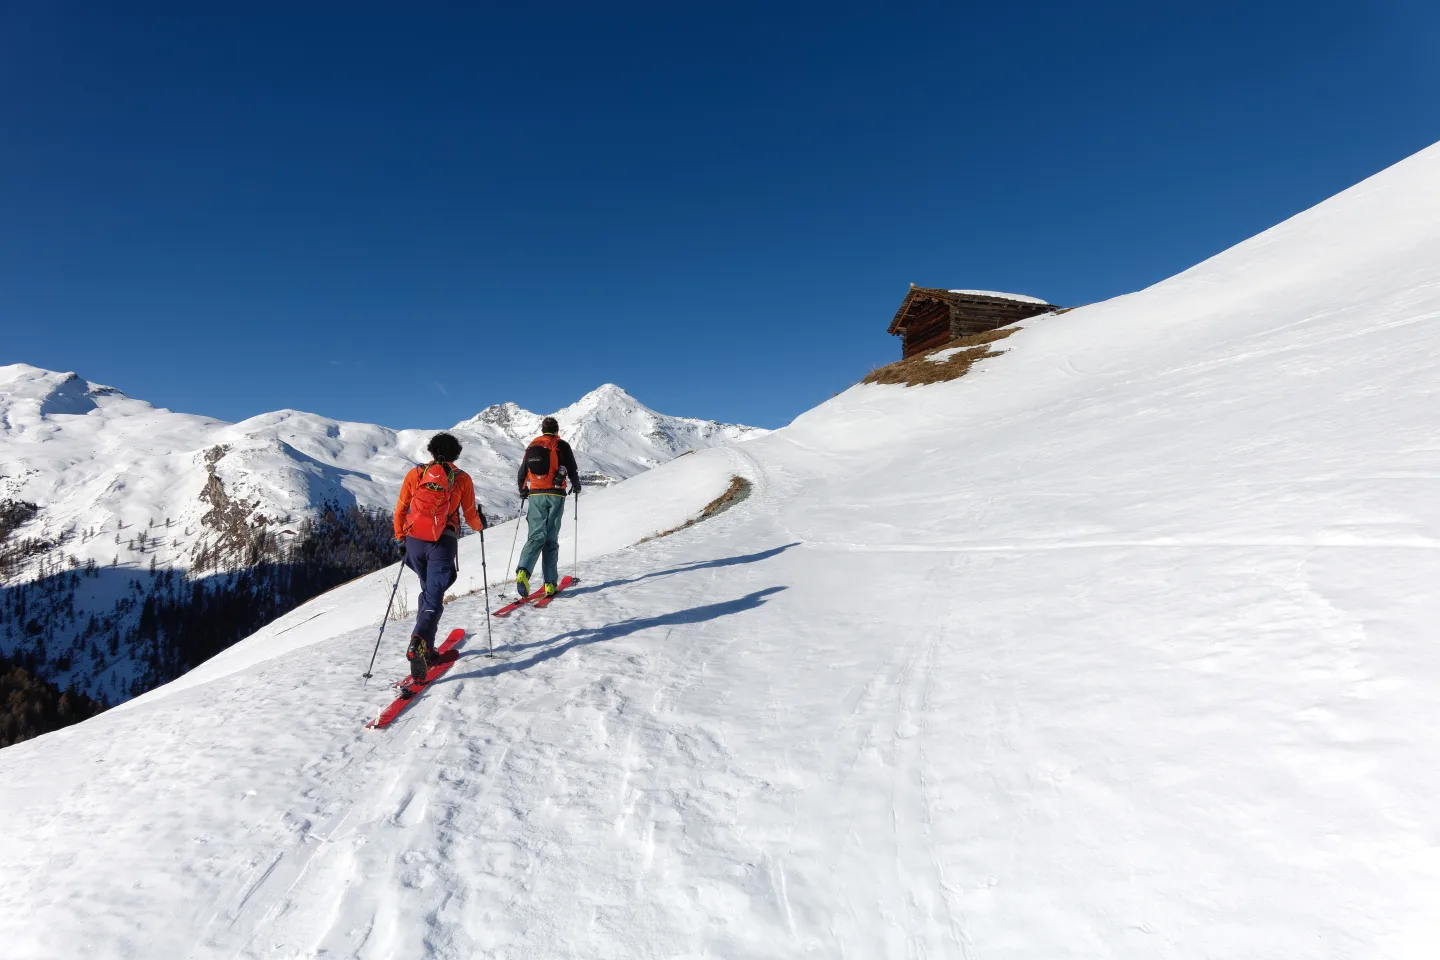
[888,286,1060,359]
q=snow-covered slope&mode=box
[0,370,763,578]
[7,141,1440,958]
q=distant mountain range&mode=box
[0,363,764,579]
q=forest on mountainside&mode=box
[1,652,105,748]
[0,500,45,582]
[1,502,400,745]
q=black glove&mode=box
[572,485,581,496]
[476,505,488,530]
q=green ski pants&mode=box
[517,494,566,586]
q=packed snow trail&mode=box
[7,142,1440,957]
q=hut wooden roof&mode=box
[887,286,1058,335]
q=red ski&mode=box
[491,590,543,618]
[491,575,576,617]
[365,628,465,730]
[533,575,577,608]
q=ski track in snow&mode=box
[183,497,821,959]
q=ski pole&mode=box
[505,496,526,585]
[362,558,407,683]
[572,491,579,574]
[479,525,494,654]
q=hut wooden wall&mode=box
[949,298,1053,338]
[900,301,954,358]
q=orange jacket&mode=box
[393,463,487,540]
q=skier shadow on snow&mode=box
[441,586,788,684]
[558,542,801,601]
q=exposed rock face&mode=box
[195,445,270,571]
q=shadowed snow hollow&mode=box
[4,142,1440,959]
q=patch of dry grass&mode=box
[862,326,1019,387]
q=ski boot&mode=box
[515,569,531,598]
[406,634,429,684]
[543,582,558,598]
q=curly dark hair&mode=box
[427,432,462,462]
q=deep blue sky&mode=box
[3,2,1437,429]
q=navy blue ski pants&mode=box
[404,534,458,645]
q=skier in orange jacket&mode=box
[393,432,488,682]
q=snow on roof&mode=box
[947,289,1051,305]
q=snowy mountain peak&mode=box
[455,400,524,425]
[448,385,765,461]
[579,382,633,402]
[556,383,650,421]
[451,401,538,440]
[1,362,80,390]
[1,363,114,402]
[0,364,138,431]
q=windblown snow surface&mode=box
[5,143,1440,958]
